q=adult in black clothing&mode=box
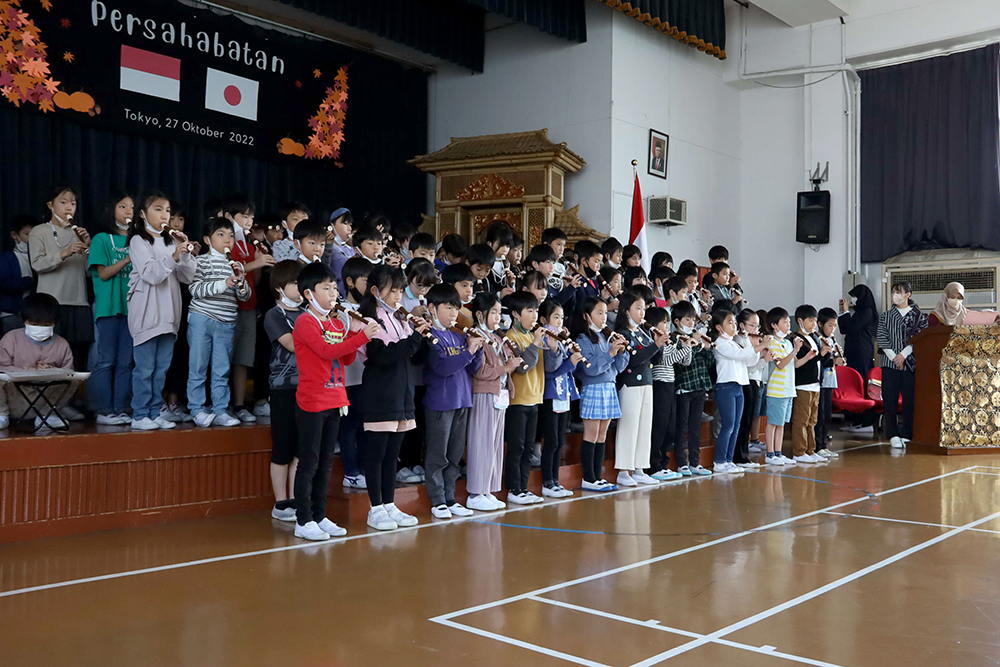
[838,284,878,382]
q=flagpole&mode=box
[628,159,651,273]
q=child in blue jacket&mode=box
[538,300,584,498]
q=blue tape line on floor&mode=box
[470,519,605,535]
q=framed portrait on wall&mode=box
[648,129,669,179]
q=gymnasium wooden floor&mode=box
[2,435,1000,666]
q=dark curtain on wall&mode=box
[859,44,1000,262]
[0,68,427,245]
[597,0,726,59]
[468,0,587,43]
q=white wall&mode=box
[608,8,742,266]
[428,2,614,227]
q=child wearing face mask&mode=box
[876,281,928,450]
[790,305,827,464]
[263,260,305,522]
[127,191,196,431]
[0,294,79,431]
[29,185,92,373]
[573,296,629,491]
[538,300,584,497]
[292,262,378,541]
[467,292,524,511]
[0,215,38,338]
[672,301,715,477]
[270,202,312,263]
[397,258,437,484]
[87,192,135,426]
[358,265,432,531]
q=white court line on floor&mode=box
[823,511,1000,535]
[433,617,612,667]
[629,508,1000,666]
[833,442,886,452]
[963,470,1000,477]
[528,596,846,667]
[430,465,976,624]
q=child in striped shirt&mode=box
[186,217,251,428]
[764,307,803,465]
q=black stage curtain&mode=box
[598,0,726,59]
[860,44,1000,262]
[468,0,587,43]
[0,70,428,241]
[276,0,487,71]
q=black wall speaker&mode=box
[796,190,830,244]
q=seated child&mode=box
[271,202,312,262]
[0,294,79,431]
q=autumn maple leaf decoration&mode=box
[302,65,349,161]
[0,0,64,112]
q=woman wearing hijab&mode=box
[838,284,879,433]
[928,282,967,327]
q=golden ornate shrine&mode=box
[409,129,607,247]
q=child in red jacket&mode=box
[292,262,378,541]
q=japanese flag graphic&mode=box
[204,68,259,121]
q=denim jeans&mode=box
[714,382,745,464]
[93,315,133,415]
[186,312,235,416]
[131,334,175,420]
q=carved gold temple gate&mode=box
[409,129,606,247]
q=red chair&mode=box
[866,366,903,412]
[833,366,877,414]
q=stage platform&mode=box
[0,419,718,544]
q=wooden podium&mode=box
[912,325,1000,454]
[911,326,951,451]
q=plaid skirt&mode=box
[580,382,621,420]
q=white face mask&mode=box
[947,297,963,309]
[775,330,787,339]
[892,293,907,306]
[15,241,27,253]
[278,288,303,310]
[116,219,130,232]
[24,324,54,343]
[679,324,694,335]
[305,291,331,317]
[850,296,858,306]
[587,319,603,334]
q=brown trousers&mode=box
[791,389,820,457]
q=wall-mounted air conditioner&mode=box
[648,196,687,226]
[881,251,1000,312]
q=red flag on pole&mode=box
[629,171,650,272]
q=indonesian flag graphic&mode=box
[120,45,180,102]
[205,68,259,121]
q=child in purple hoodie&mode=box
[423,283,484,520]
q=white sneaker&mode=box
[130,417,159,431]
[449,503,474,517]
[617,471,638,487]
[173,406,194,422]
[542,485,562,498]
[507,492,535,504]
[431,504,452,519]
[214,413,241,427]
[367,506,397,531]
[343,474,367,489]
[34,414,66,431]
[737,461,762,469]
[765,454,785,466]
[385,502,417,527]
[779,454,796,465]
[793,454,816,464]
[294,520,330,541]
[468,494,498,511]
[395,467,422,483]
[525,492,544,504]
[631,471,660,485]
[810,452,829,462]
[691,465,713,476]
[96,413,125,425]
[253,400,271,417]
[317,517,347,537]
[678,466,693,477]
[890,436,905,449]
[487,493,506,509]
[60,405,85,422]
[193,412,216,428]
[843,425,874,434]
[271,506,296,522]
[412,465,426,481]
[553,485,574,497]
[152,416,177,429]
[713,462,733,474]
[0,414,8,429]
[236,408,257,423]
[818,448,839,459]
